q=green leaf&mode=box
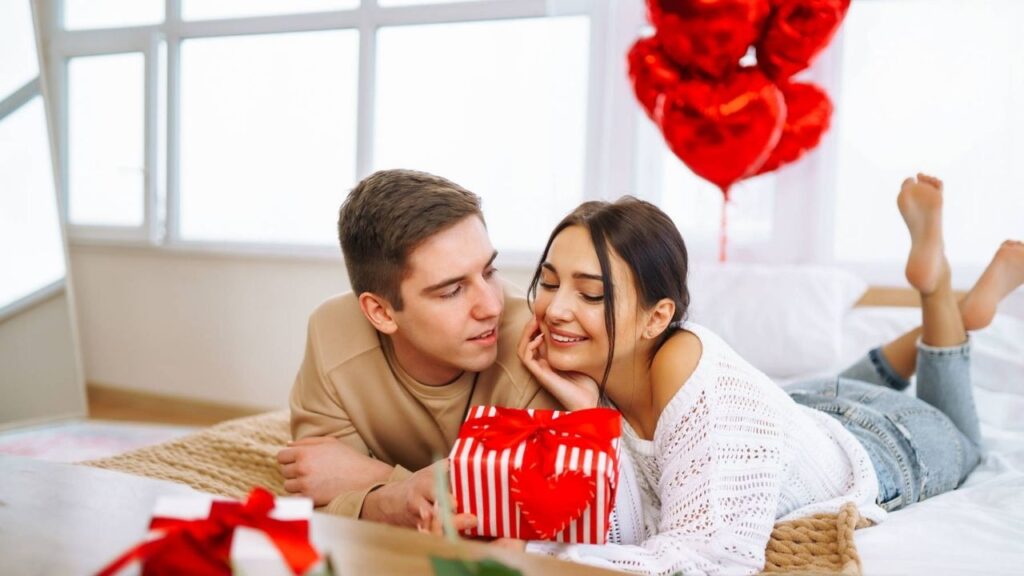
[430,556,522,576]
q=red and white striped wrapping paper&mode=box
[448,406,621,544]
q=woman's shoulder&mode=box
[650,327,704,415]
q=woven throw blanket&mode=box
[83,411,869,575]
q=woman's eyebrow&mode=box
[542,263,602,282]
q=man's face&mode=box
[389,216,504,385]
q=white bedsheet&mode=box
[786,307,1024,575]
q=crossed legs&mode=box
[880,175,1024,379]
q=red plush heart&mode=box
[756,81,833,174]
[646,0,772,79]
[658,67,786,195]
[627,36,686,121]
[509,464,595,540]
[757,0,851,80]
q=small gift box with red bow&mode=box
[449,406,621,544]
[98,488,322,576]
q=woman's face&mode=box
[533,225,643,381]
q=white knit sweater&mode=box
[528,323,886,575]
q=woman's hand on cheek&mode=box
[518,317,600,411]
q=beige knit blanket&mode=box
[84,411,869,575]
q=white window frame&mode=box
[47,0,948,286]
[44,0,614,266]
[1,0,69,322]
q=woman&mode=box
[505,174,1022,574]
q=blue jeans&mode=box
[788,339,981,512]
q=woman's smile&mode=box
[546,327,590,346]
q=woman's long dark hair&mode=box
[528,197,690,392]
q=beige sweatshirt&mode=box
[289,286,560,517]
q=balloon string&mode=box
[719,194,729,263]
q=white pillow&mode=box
[685,263,867,379]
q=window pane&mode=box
[64,0,163,30]
[375,17,589,252]
[179,30,359,244]
[0,0,38,101]
[835,0,1024,266]
[0,97,66,309]
[68,53,145,227]
[660,152,775,259]
[182,0,358,21]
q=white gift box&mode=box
[149,494,320,576]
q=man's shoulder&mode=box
[308,292,384,373]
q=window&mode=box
[182,0,358,22]
[67,53,146,227]
[179,31,359,244]
[50,0,599,256]
[834,0,1024,270]
[1,0,64,314]
[0,0,38,100]
[659,154,776,259]
[63,0,164,30]
[374,17,590,251]
[0,97,66,309]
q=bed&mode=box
[684,263,1024,575]
[831,306,1024,575]
[87,265,1024,575]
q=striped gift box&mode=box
[449,406,621,544]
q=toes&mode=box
[917,173,943,189]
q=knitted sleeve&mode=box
[527,373,786,575]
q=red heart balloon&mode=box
[509,464,595,540]
[646,0,772,79]
[757,0,851,80]
[658,67,786,195]
[627,36,686,121]
[757,81,833,174]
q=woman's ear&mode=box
[358,292,399,335]
[643,298,677,340]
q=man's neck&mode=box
[388,334,463,386]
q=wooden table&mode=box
[0,455,623,575]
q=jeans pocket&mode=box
[885,407,963,500]
[878,491,904,512]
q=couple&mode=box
[278,169,1023,573]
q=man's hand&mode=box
[417,496,478,536]
[277,436,392,506]
[361,459,449,528]
[489,538,527,552]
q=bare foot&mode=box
[960,240,1024,330]
[898,173,948,295]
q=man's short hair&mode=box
[338,169,483,310]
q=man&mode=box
[277,169,559,529]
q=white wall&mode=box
[0,291,86,430]
[69,245,536,409]
[70,244,1024,410]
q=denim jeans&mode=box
[788,339,981,512]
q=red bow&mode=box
[464,407,621,478]
[97,488,319,576]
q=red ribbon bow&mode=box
[464,407,621,478]
[96,488,319,576]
